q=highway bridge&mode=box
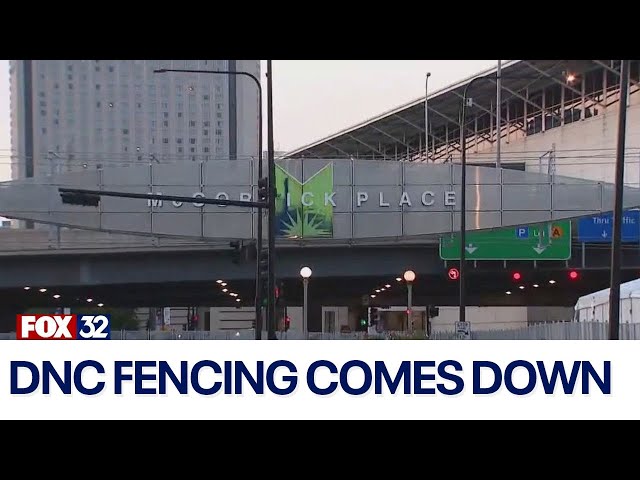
[0,225,639,331]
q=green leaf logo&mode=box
[275,164,334,238]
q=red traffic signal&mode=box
[447,268,460,280]
[512,272,522,281]
[568,270,579,280]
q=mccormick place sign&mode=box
[0,158,638,241]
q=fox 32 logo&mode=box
[16,314,111,340]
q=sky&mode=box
[0,60,498,181]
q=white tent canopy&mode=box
[574,278,640,323]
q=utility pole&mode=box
[266,60,277,340]
[608,60,631,340]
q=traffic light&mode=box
[512,271,522,281]
[369,307,379,327]
[230,240,242,264]
[230,240,256,264]
[258,177,268,202]
[60,191,100,207]
[283,315,291,332]
[275,281,285,307]
[568,270,580,281]
[258,249,268,280]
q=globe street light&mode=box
[300,267,312,336]
[403,270,416,331]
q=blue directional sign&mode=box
[577,210,640,242]
[515,226,530,239]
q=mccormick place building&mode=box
[9,60,260,181]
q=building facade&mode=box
[9,60,261,181]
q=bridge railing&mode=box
[1,322,638,340]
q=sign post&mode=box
[439,221,571,261]
[455,321,471,340]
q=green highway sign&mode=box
[439,220,572,260]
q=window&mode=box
[203,95,209,101]
[204,121,210,127]
[122,129,129,135]
[95,66,100,72]
[96,102,101,108]
[67,65,73,72]
[67,74,73,80]
[96,84,101,90]
[178,147,183,153]
[190,138,196,144]
[190,120,196,127]
[136,103,142,109]
[163,120,169,127]
[108,66,114,72]
[163,138,169,144]
[163,112,169,118]
[203,129,208,136]
[54,83,59,89]
[190,147,195,153]
[177,112,183,118]
[215,129,223,135]
[176,138,183,144]
[216,113,222,119]
[41,127,47,134]
[68,83,73,89]
[39,92,45,98]
[203,147,209,153]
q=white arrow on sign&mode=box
[601,230,608,238]
[533,245,547,254]
[465,243,477,254]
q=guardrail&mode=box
[1,322,638,340]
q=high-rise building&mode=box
[9,60,261,181]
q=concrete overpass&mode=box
[1,226,639,330]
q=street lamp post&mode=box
[608,60,631,340]
[403,270,416,331]
[154,67,264,340]
[425,72,431,161]
[300,266,312,336]
[457,69,573,324]
[266,60,277,340]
